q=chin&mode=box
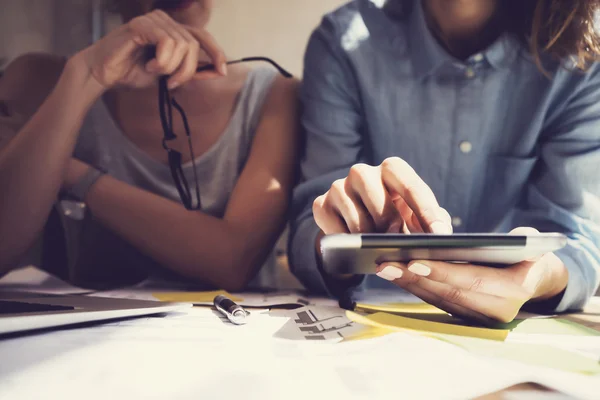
[153,0,209,26]
[153,0,197,13]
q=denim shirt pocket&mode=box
[480,155,538,229]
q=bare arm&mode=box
[0,10,227,273]
[0,54,104,271]
[82,76,299,291]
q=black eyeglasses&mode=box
[158,57,292,210]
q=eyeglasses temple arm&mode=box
[196,57,293,78]
[146,45,292,78]
[171,98,202,208]
[158,77,177,142]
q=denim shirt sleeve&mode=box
[288,16,367,297]
[517,68,600,312]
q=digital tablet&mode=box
[320,233,567,275]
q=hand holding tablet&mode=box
[320,232,567,275]
[312,158,571,323]
[320,229,569,324]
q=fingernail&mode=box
[219,62,228,75]
[168,81,179,90]
[430,221,452,234]
[408,263,431,277]
[376,266,403,281]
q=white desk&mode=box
[1,269,600,399]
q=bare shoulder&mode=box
[272,73,300,96]
[263,74,300,114]
[0,53,66,116]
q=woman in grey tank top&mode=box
[0,0,299,290]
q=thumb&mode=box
[509,226,540,236]
[509,227,543,262]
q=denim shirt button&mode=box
[452,217,463,228]
[459,141,473,154]
[472,53,484,63]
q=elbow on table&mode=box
[219,276,249,293]
[214,227,273,292]
[206,267,253,293]
[184,251,259,293]
[218,254,262,293]
[0,257,13,277]
[0,210,47,274]
[0,241,29,276]
[180,225,271,292]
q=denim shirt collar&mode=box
[405,0,520,79]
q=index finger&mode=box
[380,158,452,234]
[185,27,227,76]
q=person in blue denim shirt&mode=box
[289,0,600,323]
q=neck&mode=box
[423,0,501,59]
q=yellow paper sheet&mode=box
[356,302,446,315]
[437,334,600,375]
[153,290,243,303]
[346,311,509,341]
[356,303,600,336]
[506,318,600,336]
[355,302,461,325]
[347,311,600,375]
[342,326,395,343]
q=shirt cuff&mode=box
[289,218,365,300]
[553,246,591,313]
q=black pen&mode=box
[213,295,249,325]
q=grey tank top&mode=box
[69,67,279,288]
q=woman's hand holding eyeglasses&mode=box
[74,9,227,91]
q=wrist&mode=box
[532,253,569,301]
[65,165,106,203]
[64,53,107,103]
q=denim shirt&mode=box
[289,0,600,312]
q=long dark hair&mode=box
[386,0,600,71]
[505,0,600,71]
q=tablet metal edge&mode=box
[526,233,568,248]
[320,234,362,250]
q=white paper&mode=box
[272,306,367,342]
[91,288,339,308]
[219,292,339,308]
[87,288,159,302]
[507,333,600,356]
[2,289,600,400]
[0,306,531,400]
[0,267,90,295]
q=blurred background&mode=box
[0,0,348,76]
